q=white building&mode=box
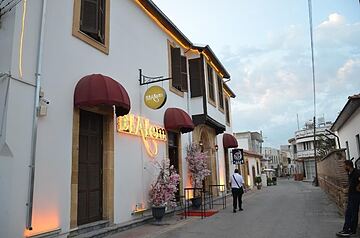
[331,94,360,167]
[290,119,333,181]
[263,147,281,176]
[233,131,263,188]
[0,1,237,237]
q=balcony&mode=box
[297,149,314,158]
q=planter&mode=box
[256,184,262,190]
[152,206,166,222]
[191,196,202,209]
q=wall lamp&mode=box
[215,145,218,151]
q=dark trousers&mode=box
[343,195,360,233]
[232,187,244,210]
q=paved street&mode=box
[109,179,345,238]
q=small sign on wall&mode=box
[144,86,167,110]
[232,149,244,165]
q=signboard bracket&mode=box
[139,69,171,86]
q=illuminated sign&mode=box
[144,86,167,110]
[117,114,167,157]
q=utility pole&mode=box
[308,0,318,186]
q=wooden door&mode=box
[78,110,103,225]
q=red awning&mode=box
[74,74,131,116]
[223,133,238,149]
[164,108,194,133]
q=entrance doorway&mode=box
[78,110,103,225]
[168,132,180,201]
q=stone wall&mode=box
[317,149,348,214]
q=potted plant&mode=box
[267,177,273,186]
[185,143,211,208]
[255,176,262,189]
[149,158,180,222]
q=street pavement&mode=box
[109,179,346,238]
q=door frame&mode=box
[70,107,115,228]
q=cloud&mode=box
[318,13,345,28]
[337,59,360,80]
[224,13,360,147]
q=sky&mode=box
[153,0,360,148]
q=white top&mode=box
[231,173,244,188]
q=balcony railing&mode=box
[297,149,314,158]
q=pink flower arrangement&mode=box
[186,143,211,189]
[149,159,180,208]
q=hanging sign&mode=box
[144,86,167,110]
[232,149,244,165]
[117,113,167,157]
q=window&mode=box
[217,75,224,110]
[207,64,215,103]
[189,57,204,97]
[345,141,350,160]
[225,97,230,125]
[72,0,110,54]
[170,45,188,94]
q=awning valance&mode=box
[223,133,238,149]
[164,108,194,133]
[74,74,130,116]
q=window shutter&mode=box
[80,0,99,35]
[171,47,182,90]
[98,0,105,43]
[180,56,188,92]
[189,58,204,97]
[217,76,224,109]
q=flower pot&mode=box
[191,196,202,209]
[152,206,166,222]
[256,184,262,190]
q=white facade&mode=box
[337,107,360,161]
[0,1,236,237]
[331,95,360,166]
[290,120,333,180]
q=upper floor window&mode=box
[170,45,188,94]
[217,76,224,110]
[189,57,204,98]
[73,0,110,54]
[207,64,215,103]
[225,97,230,125]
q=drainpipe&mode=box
[26,0,47,230]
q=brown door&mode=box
[78,110,103,225]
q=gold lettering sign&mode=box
[144,86,167,110]
[117,114,167,157]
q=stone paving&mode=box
[108,179,347,238]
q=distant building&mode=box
[280,145,296,175]
[331,94,360,168]
[233,131,263,188]
[289,118,334,181]
[263,147,281,176]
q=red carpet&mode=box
[178,210,218,217]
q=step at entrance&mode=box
[68,220,109,238]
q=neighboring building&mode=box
[233,131,263,188]
[0,1,237,237]
[331,94,360,168]
[263,147,281,176]
[280,145,296,176]
[289,118,333,181]
[234,131,263,154]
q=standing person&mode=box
[231,169,244,213]
[337,160,360,237]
